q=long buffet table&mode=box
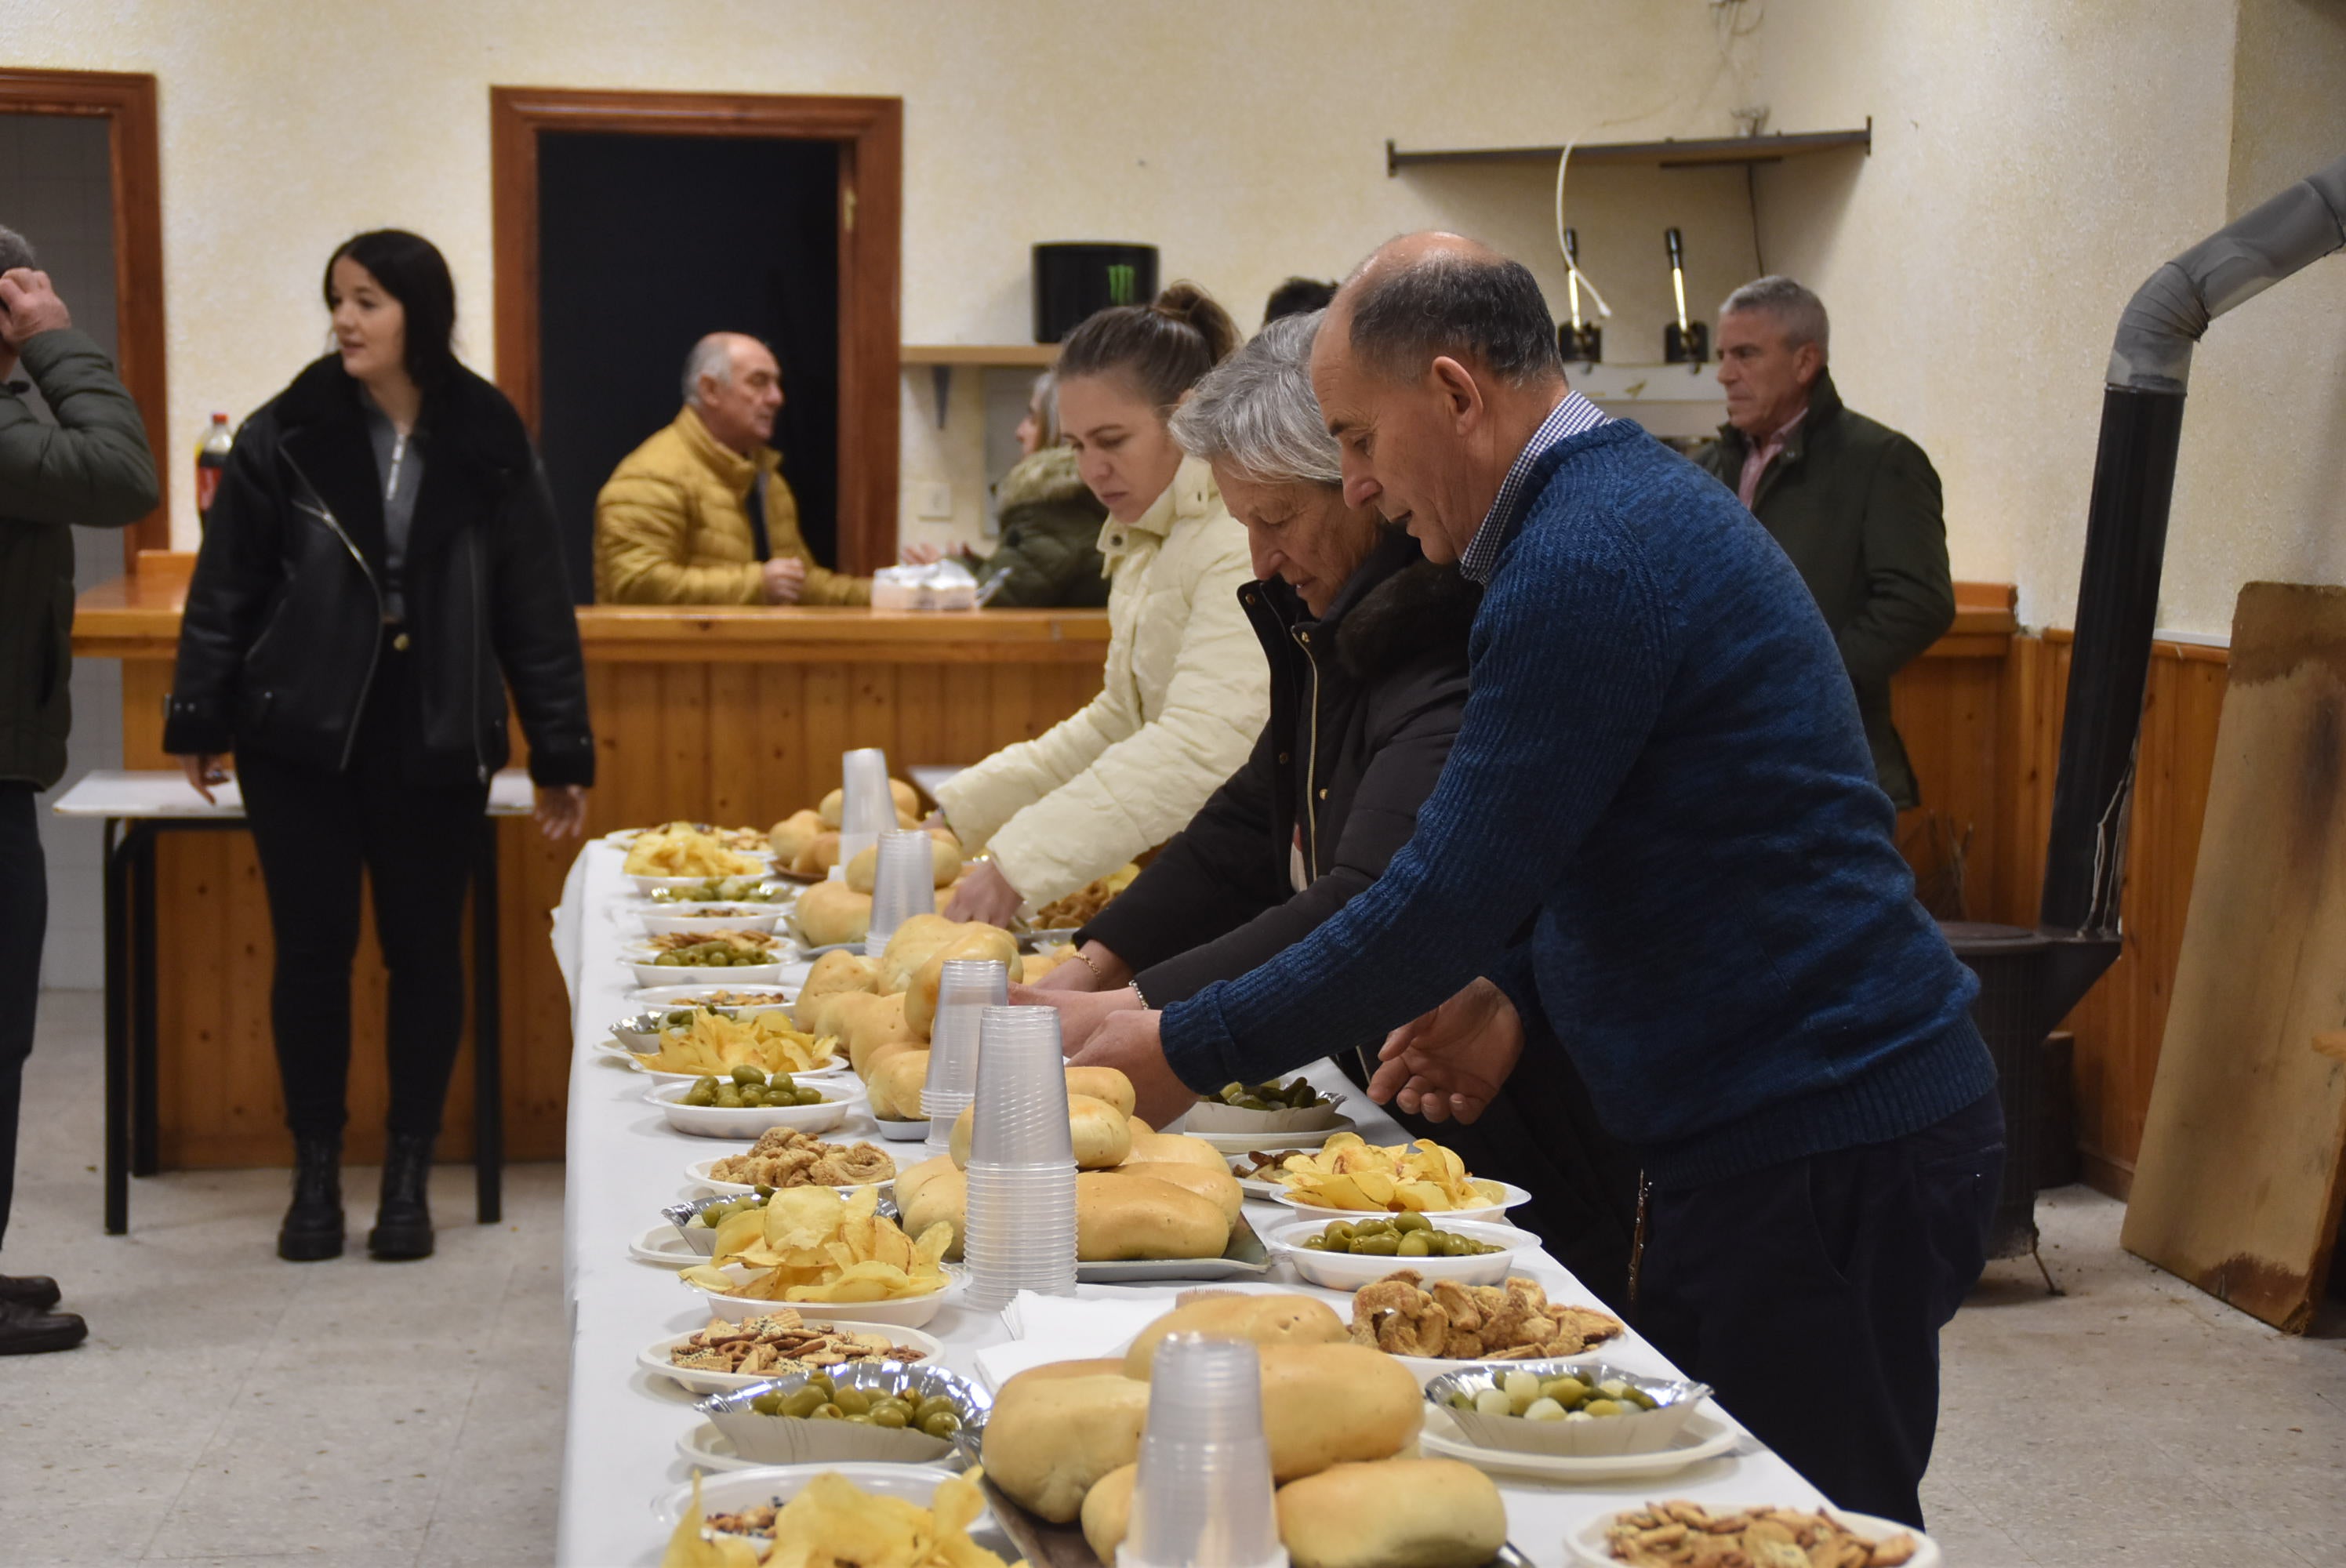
[550,837,1828,1566]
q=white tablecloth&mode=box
[549,840,1825,1566]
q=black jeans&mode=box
[236,639,487,1142]
[1638,1087,2004,1529]
[0,782,45,1251]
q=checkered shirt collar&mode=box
[1457,390,1611,585]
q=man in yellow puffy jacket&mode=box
[593,332,870,604]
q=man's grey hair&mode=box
[0,224,36,274]
[681,334,737,405]
[1346,249,1565,387]
[1721,275,1829,358]
[1168,311,1343,488]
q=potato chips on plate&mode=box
[679,1187,957,1327]
[1269,1131,1513,1215]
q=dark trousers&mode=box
[1638,1088,2005,1529]
[0,783,45,1251]
[235,642,486,1142]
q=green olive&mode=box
[750,1392,784,1415]
[1392,1212,1432,1234]
[919,1410,962,1439]
[1323,1222,1356,1245]
[779,1387,827,1419]
[1299,1236,1325,1251]
[1351,1233,1400,1256]
[870,1405,909,1428]
[1396,1232,1433,1258]
[812,1403,843,1421]
[831,1388,871,1416]
[1582,1399,1625,1418]
[731,1065,764,1086]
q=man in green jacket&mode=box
[0,229,160,1355]
[1694,277,1954,808]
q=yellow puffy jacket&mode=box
[592,406,868,605]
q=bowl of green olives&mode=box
[1424,1361,1710,1457]
[695,1359,990,1465]
[1266,1215,1536,1288]
[1183,1076,1346,1135]
[646,1069,861,1138]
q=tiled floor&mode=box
[4,989,2344,1566]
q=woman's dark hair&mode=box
[1055,281,1239,412]
[1263,276,1338,324]
[323,229,459,387]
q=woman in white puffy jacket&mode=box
[937,284,1268,924]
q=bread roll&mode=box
[791,880,869,946]
[1127,1115,1154,1137]
[830,991,919,1077]
[843,833,962,895]
[888,778,920,818]
[767,808,823,865]
[1275,1459,1505,1568]
[868,1049,931,1120]
[1080,1463,1136,1563]
[1064,1066,1136,1119]
[1256,1344,1423,1481]
[1125,1130,1227,1173]
[997,1356,1128,1395]
[816,786,845,829]
[862,1037,922,1086]
[876,914,963,993]
[899,1163,964,1258]
[1021,949,1076,984]
[1076,1171,1229,1261]
[981,1372,1149,1523]
[904,925,1019,1035]
[892,1152,961,1213]
[790,829,845,877]
[791,949,877,1030]
[1122,1294,1349,1379]
[1110,1160,1243,1225]
[949,1094,1130,1171]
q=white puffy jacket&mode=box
[935,457,1266,912]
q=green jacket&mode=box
[1694,372,1952,808]
[977,445,1109,608]
[0,330,160,788]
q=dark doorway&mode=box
[536,132,841,602]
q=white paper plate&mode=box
[685,1263,964,1329]
[873,1116,931,1142]
[631,1225,701,1267]
[1265,1218,1538,1289]
[1077,1214,1276,1283]
[630,871,767,897]
[614,1056,854,1091]
[641,908,788,938]
[794,940,867,960]
[652,1461,982,1529]
[1419,1403,1742,1483]
[1563,1508,1939,1568]
[646,1080,860,1138]
[684,1159,897,1200]
[637,1323,947,1395]
[1184,1115,1358,1156]
[631,984,804,1010]
[631,960,790,989]
[1269,1180,1531,1228]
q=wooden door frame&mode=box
[0,68,170,564]
[488,85,902,575]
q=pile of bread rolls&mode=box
[768,778,924,879]
[982,1294,1508,1568]
[893,1089,1244,1265]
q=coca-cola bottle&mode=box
[195,412,232,525]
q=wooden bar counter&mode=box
[71,567,1109,1167]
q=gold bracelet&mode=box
[1073,949,1107,985]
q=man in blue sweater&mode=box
[1070,234,2003,1526]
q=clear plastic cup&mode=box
[1120,1334,1288,1568]
[864,829,937,956]
[923,960,1008,1154]
[836,747,893,873]
[962,1005,1078,1309]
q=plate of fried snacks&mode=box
[685,1127,896,1196]
[642,904,790,938]
[654,1468,1013,1567]
[648,1073,860,1138]
[677,1185,960,1327]
[1266,1133,1527,1223]
[1426,1361,1711,1457]
[631,985,801,1013]
[1268,1216,1537,1288]
[1348,1269,1629,1383]
[1417,1398,1741,1483]
[1568,1502,1936,1568]
[612,821,772,853]
[697,1359,988,1464]
[626,1010,841,1080]
[627,824,770,894]
[640,1311,942,1394]
[1026,862,1140,930]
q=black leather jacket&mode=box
[165,356,593,788]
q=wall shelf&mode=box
[1385,122,1871,176]
[901,343,1059,367]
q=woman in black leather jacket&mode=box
[165,230,592,1264]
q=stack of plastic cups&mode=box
[834,746,893,876]
[1119,1334,1289,1568]
[960,1005,1079,1312]
[863,829,936,957]
[922,959,1008,1157]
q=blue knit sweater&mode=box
[1160,420,1993,1187]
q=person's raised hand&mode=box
[1367,976,1524,1124]
[0,269,71,350]
[535,784,589,840]
[761,556,807,604]
[899,542,944,566]
[1067,1007,1197,1127]
[1011,983,1143,1054]
[177,752,229,805]
[941,858,1021,926]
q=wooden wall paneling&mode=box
[706,662,761,827]
[754,662,812,812]
[935,661,996,775]
[802,665,851,793]
[658,662,714,822]
[1888,654,2006,920]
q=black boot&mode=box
[369,1131,436,1260]
[0,1298,85,1355]
[278,1135,344,1261]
